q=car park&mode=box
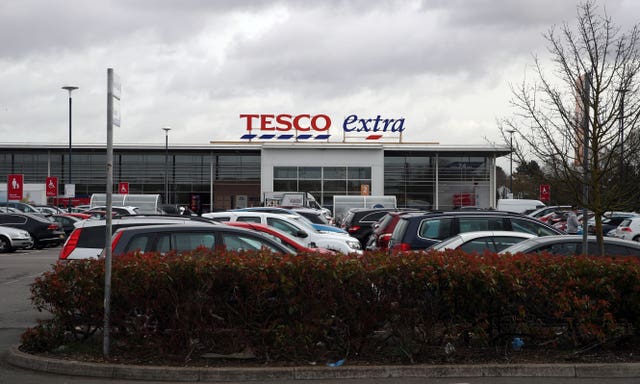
[224,221,335,254]
[0,212,65,249]
[426,231,537,253]
[108,223,293,256]
[0,225,33,252]
[59,215,219,260]
[499,235,640,257]
[202,211,362,254]
[613,217,640,242]
[388,210,564,252]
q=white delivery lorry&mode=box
[263,191,332,221]
[496,199,545,214]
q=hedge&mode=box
[22,249,640,364]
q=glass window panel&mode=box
[323,180,346,192]
[274,180,297,191]
[299,167,321,179]
[299,180,321,192]
[324,167,346,179]
[348,167,371,179]
[274,167,297,179]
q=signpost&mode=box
[7,174,23,201]
[45,177,58,197]
[539,184,550,202]
[118,182,129,194]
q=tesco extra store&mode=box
[0,113,509,213]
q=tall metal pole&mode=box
[162,127,171,205]
[507,129,515,196]
[62,86,78,212]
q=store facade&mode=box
[0,142,509,213]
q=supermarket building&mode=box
[0,139,509,213]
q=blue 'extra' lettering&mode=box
[342,115,405,133]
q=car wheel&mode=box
[633,235,640,242]
[0,236,13,253]
[34,240,45,250]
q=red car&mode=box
[365,210,422,251]
[224,222,335,255]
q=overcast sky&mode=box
[1,0,638,152]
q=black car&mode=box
[0,212,65,249]
[341,208,408,248]
[50,214,83,237]
[109,223,294,256]
[388,210,565,252]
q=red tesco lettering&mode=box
[240,114,331,132]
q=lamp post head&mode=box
[162,127,171,135]
[62,86,79,96]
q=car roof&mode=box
[75,215,217,228]
[449,230,538,242]
[499,235,640,254]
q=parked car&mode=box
[0,202,41,214]
[49,214,84,236]
[427,231,537,253]
[588,215,635,237]
[60,215,219,260]
[35,205,66,215]
[86,206,140,215]
[527,205,572,219]
[229,207,346,234]
[613,217,640,242]
[499,235,640,257]
[108,223,293,257]
[202,211,362,254]
[341,208,406,248]
[365,210,421,251]
[0,213,65,249]
[224,222,335,254]
[0,225,33,252]
[388,211,564,252]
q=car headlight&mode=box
[347,241,361,250]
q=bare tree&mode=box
[500,1,640,253]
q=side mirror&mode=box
[309,242,318,248]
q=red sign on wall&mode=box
[540,184,551,202]
[118,182,129,194]
[7,174,24,201]
[46,177,58,197]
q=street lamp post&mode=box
[62,86,78,212]
[507,129,515,197]
[162,127,171,205]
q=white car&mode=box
[427,231,537,253]
[0,225,33,252]
[202,211,362,254]
[613,217,640,242]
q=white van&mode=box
[497,199,545,214]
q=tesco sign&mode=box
[239,114,405,140]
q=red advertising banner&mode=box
[7,174,23,201]
[45,176,58,197]
[539,184,551,202]
[118,182,129,194]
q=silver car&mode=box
[0,225,33,252]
